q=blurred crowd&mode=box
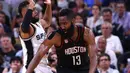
[0,0,130,73]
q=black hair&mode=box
[18,1,29,16]
[0,34,11,39]
[10,56,23,64]
[102,8,112,15]
[59,8,74,22]
[0,10,5,16]
[92,4,101,11]
[16,14,22,19]
[0,11,10,27]
[74,13,83,19]
[52,0,58,7]
[48,52,56,64]
[35,0,47,14]
[117,0,125,4]
[116,0,125,7]
[68,1,77,9]
[73,13,86,25]
[98,53,111,64]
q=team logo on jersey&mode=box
[65,46,86,55]
[64,39,68,43]
[36,33,46,40]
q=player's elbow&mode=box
[46,20,51,27]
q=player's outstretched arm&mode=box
[26,40,52,73]
[84,27,97,73]
[41,0,52,29]
[20,0,35,33]
[26,32,60,73]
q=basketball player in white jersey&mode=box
[18,0,53,73]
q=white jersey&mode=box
[20,22,52,73]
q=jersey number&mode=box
[72,55,81,65]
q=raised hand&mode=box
[28,0,35,10]
[44,0,51,5]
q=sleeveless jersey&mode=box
[20,22,48,68]
[55,25,90,70]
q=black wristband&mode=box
[21,9,33,33]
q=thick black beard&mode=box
[59,24,74,39]
[31,17,39,24]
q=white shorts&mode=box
[22,64,53,73]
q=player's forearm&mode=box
[89,46,97,73]
[43,3,52,27]
[89,55,97,73]
[26,44,50,73]
[26,49,43,73]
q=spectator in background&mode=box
[57,0,68,9]
[118,52,130,73]
[4,0,24,17]
[84,0,99,16]
[113,1,130,36]
[48,52,57,73]
[97,54,119,73]
[94,8,124,40]
[109,1,117,13]
[35,0,48,18]
[75,0,89,21]
[73,13,85,26]
[113,1,130,52]
[95,0,111,7]
[11,14,22,43]
[51,0,59,18]
[122,58,130,73]
[52,1,60,28]
[0,23,6,36]
[52,0,57,7]
[68,1,78,14]
[0,11,12,35]
[3,56,23,73]
[0,34,16,69]
[124,0,130,11]
[95,22,123,55]
[97,36,118,69]
[86,5,103,36]
[11,14,22,30]
[102,8,124,40]
[0,2,11,20]
[8,56,23,73]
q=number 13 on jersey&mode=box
[72,55,81,65]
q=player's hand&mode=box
[44,0,51,5]
[28,0,35,10]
